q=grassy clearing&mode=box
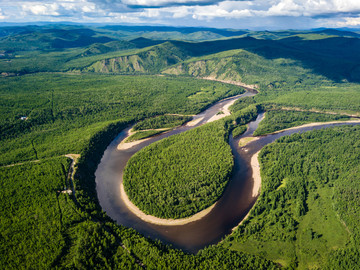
[238,137,257,147]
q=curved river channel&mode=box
[95,90,360,253]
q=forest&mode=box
[132,115,193,131]
[124,120,234,219]
[0,74,242,165]
[1,24,360,269]
[253,110,350,136]
[223,126,360,269]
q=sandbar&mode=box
[269,119,360,135]
[250,151,261,197]
[186,117,204,127]
[238,137,259,147]
[117,136,151,150]
[206,98,238,123]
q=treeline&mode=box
[224,125,360,268]
[230,96,257,113]
[253,109,350,135]
[133,115,192,131]
[255,85,360,115]
[125,129,167,143]
[75,120,129,215]
[232,125,247,138]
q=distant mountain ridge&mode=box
[1,24,360,83]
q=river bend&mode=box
[95,92,360,253]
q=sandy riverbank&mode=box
[202,76,259,91]
[117,128,169,150]
[117,132,151,150]
[206,98,238,123]
[119,147,263,227]
[186,117,204,127]
[250,151,261,197]
[229,150,261,232]
[120,182,217,226]
[238,137,259,148]
[269,119,360,135]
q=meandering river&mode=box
[95,91,360,253]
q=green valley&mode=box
[1,23,360,269]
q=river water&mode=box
[95,92,360,253]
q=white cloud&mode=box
[266,0,302,16]
[21,0,97,17]
[1,0,360,29]
[155,0,360,21]
[122,0,217,6]
[138,8,161,17]
[22,3,60,16]
[264,0,360,17]
[341,16,360,26]
[0,7,6,19]
[319,15,360,27]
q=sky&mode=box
[1,0,360,30]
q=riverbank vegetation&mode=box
[223,126,360,268]
[255,85,360,115]
[133,115,192,130]
[253,110,350,136]
[232,125,247,138]
[125,129,168,142]
[123,105,259,219]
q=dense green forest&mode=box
[223,126,360,269]
[1,24,360,269]
[0,74,242,165]
[257,85,360,115]
[232,124,248,138]
[124,121,234,219]
[123,104,259,219]
[253,110,350,136]
[124,115,193,142]
[133,115,193,131]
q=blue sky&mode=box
[1,0,360,29]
